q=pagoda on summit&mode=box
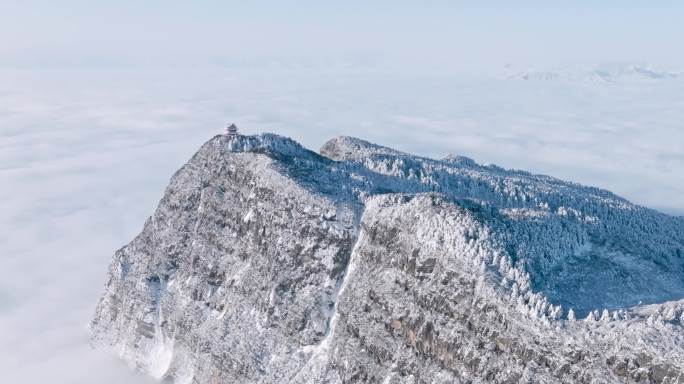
[225,123,239,137]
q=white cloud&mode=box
[0,65,682,383]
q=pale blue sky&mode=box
[1,1,683,71]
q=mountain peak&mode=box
[320,136,406,161]
[206,132,318,159]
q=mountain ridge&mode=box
[92,133,684,383]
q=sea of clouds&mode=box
[1,65,683,383]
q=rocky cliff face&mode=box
[92,134,684,383]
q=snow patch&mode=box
[147,304,174,379]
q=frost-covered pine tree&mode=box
[567,308,576,321]
[510,282,519,301]
[548,305,562,321]
[612,311,621,321]
[584,311,597,322]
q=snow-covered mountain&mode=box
[507,64,681,83]
[92,133,684,383]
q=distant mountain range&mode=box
[92,133,684,383]
[506,64,681,83]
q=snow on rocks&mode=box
[92,133,684,383]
